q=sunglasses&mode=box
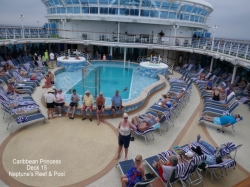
[124,117,128,119]
[135,159,140,162]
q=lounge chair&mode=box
[198,116,243,136]
[205,159,236,183]
[117,159,156,187]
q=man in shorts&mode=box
[66,89,80,119]
[96,92,105,125]
[81,90,94,121]
[44,89,56,119]
[54,88,65,117]
[49,51,55,67]
[204,114,241,134]
[111,90,124,117]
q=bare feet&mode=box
[66,114,68,117]
[97,121,100,125]
[124,157,128,161]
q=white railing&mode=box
[0,26,250,61]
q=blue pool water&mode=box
[55,61,158,106]
[67,66,133,99]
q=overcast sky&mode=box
[0,0,249,40]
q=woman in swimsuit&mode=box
[121,155,145,187]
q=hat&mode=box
[123,113,128,118]
[35,53,37,56]
[8,78,15,83]
[85,90,90,94]
[48,89,55,93]
[185,151,194,158]
[182,88,186,91]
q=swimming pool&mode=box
[55,61,159,106]
[67,66,133,99]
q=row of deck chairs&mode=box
[0,56,48,134]
[131,75,192,144]
[181,141,241,184]
[177,63,243,136]
[118,140,241,186]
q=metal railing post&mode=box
[134,35,135,43]
[229,43,232,55]
[14,29,16,39]
[222,43,226,53]
[5,28,7,39]
[244,45,249,59]
[217,41,220,52]
[198,39,200,48]
[236,44,240,57]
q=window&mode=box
[192,7,198,13]
[185,5,193,12]
[109,0,118,5]
[141,0,151,7]
[194,16,199,22]
[61,7,66,13]
[199,17,204,23]
[197,8,203,15]
[99,0,108,4]
[100,7,108,14]
[169,3,179,11]
[72,0,80,4]
[49,0,55,6]
[151,1,161,8]
[177,13,183,20]
[181,5,187,11]
[74,7,80,13]
[160,11,168,19]
[161,2,170,9]
[150,10,158,18]
[54,0,62,5]
[109,8,118,14]
[57,7,61,13]
[183,14,189,20]
[190,15,195,21]
[67,7,73,13]
[65,0,72,4]
[82,7,89,13]
[90,7,98,13]
[141,10,149,17]
[44,1,49,7]
[130,9,139,16]
[89,0,97,4]
[80,0,88,4]
[168,12,176,19]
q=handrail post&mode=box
[5,28,7,39]
[229,43,232,55]
[222,43,226,53]
[134,35,135,43]
[14,29,16,39]
[244,45,249,59]
[236,44,240,57]
[217,41,220,52]
[197,39,200,48]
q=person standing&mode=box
[44,49,49,65]
[49,51,55,67]
[54,88,65,117]
[66,89,80,119]
[48,71,55,85]
[44,89,56,119]
[115,113,136,160]
[111,90,124,117]
[81,90,94,121]
[96,92,105,125]
[33,53,38,66]
[42,54,48,66]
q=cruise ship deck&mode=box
[0,65,249,187]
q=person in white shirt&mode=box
[44,89,56,119]
[49,52,55,67]
[54,88,65,117]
